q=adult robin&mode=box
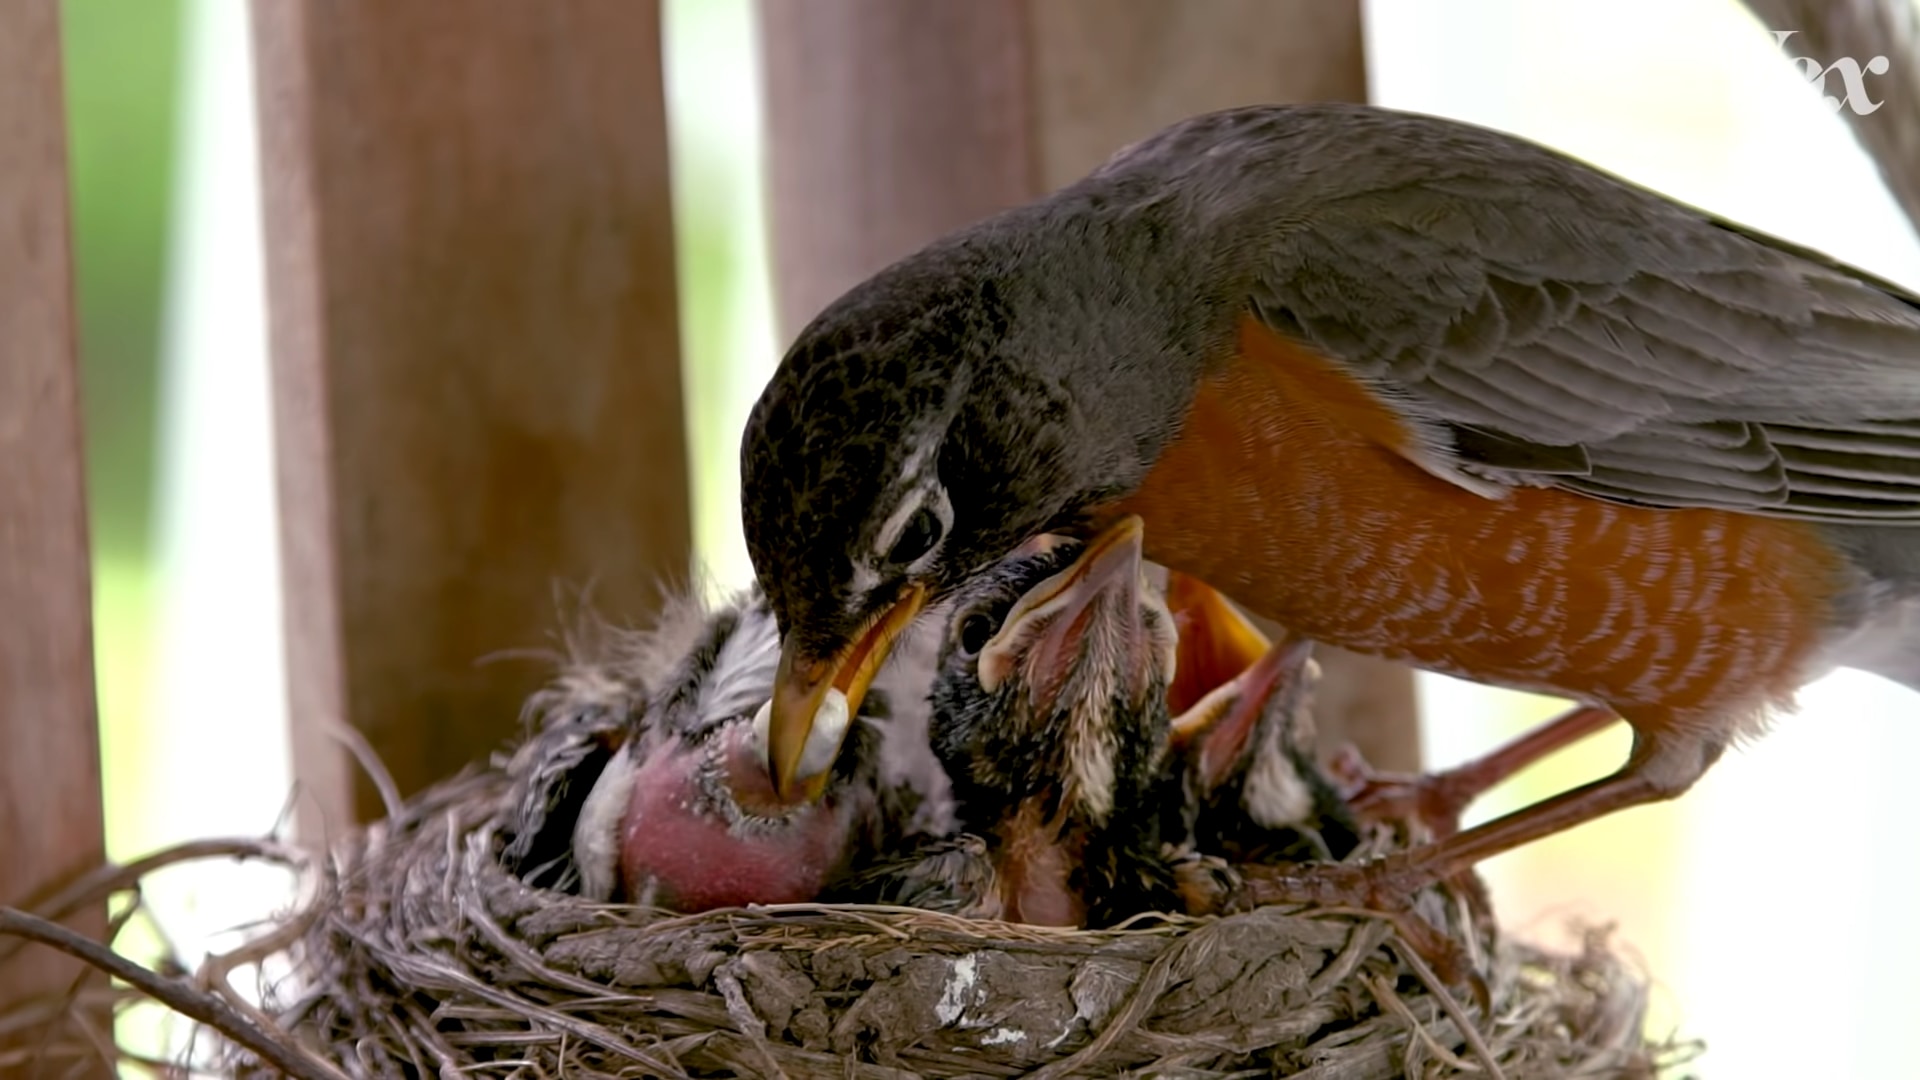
[542,587,933,911]
[741,102,1920,912]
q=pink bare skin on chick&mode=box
[618,718,857,911]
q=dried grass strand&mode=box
[0,906,342,1080]
[1391,932,1507,1078]
[0,838,304,971]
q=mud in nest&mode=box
[89,717,1684,1080]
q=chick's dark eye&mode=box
[957,612,997,658]
[888,506,943,565]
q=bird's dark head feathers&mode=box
[739,170,1226,802]
[739,235,1126,801]
[741,250,1087,662]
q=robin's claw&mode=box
[1334,755,1481,841]
[1165,846,1243,917]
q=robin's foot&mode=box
[1167,846,1242,917]
[1330,705,1620,842]
[1234,856,1489,1011]
[1330,745,1479,840]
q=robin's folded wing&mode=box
[1251,165,1920,523]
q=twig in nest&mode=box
[1392,934,1507,1080]
[714,962,792,1080]
[0,906,344,1080]
[1366,973,1483,1074]
[390,953,696,1080]
[324,715,406,821]
[1021,913,1236,1080]
[40,879,160,1077]
[0,838,304,969]
[193,894,329,1075]
[1306,917,1393,999]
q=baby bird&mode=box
[501,586,937,912]
[849,521,1373,926]
[855,517,1183,926]
[1159,572,1362,867]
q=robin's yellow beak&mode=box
[768,583,927,802]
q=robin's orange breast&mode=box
[1107,318,1851,727]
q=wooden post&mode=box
[757,0,1038,337]
[759,0,1422,771]
[251,1,693,833]
[0,0,110,1062]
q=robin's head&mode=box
[740,246,1107,800]
[924,516,1177,828]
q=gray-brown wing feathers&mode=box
[1243,133,1920,523]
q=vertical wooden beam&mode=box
[0,0,110,1057]
[1022,0,1369,188]
[759,0,1421,771]
[756,0,1037,339]
[252,1,692,832]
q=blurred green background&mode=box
[61,0,185,858]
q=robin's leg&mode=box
[1330,704,1618,839]
[1243,723,1724,988]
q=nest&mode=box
[54,714,1674,1080]
[1,692,1698,1080]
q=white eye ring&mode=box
[872,483,952,573]
[750,693,851,782]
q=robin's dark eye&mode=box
[888,506,943,565]
[957,612,997,658]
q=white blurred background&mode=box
[85,0,1920,1074]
